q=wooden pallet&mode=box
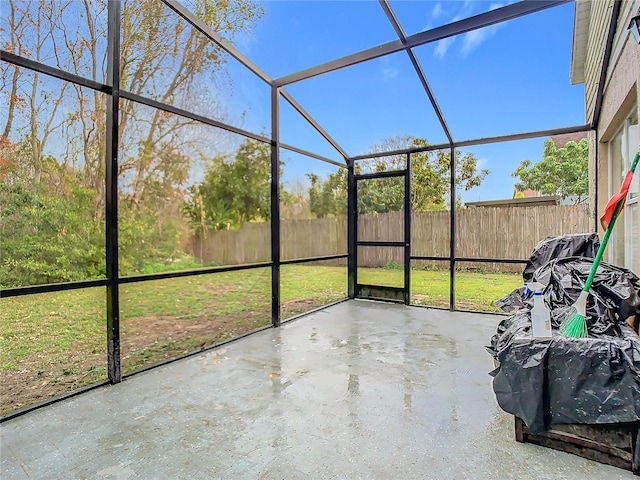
[515,417,639,475]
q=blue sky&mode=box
[220,0,585,203]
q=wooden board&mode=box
[356,284,405,303]
[515,417,639,475]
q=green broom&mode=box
[560,146,640,338]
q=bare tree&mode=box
[2,0,264,217]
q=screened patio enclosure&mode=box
[0,0,599,418]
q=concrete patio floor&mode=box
[1,300,634,479]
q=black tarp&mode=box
[522,233,600,282]
[496,233,601,314]
[488,234,640,435]
[489,310,640,433]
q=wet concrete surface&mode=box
[1,300,634,479]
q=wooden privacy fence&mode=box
[191,205,592,273]
[191,217,348,265]
[360,205,592,273]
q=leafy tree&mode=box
[0,182,101,287]
[118,0,265,212]
[1,0,265,282]
[410,137,488,211]
[2,0,265,215]
[0,142,183,286]
[307,169,348,218]
[181,138,274,235]
[307,136,489,217]
[511,138,588,204]
[279,178,311,220]
[0,153,104,287]
[181,187,235,236]
[356,175,405,215]
[117,206,182,275]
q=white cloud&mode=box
[421,2,442,31]
[461,28,487,56]
[383,67,399,82]
[380,56,398,82]
[431,2,506,58]
[434,36,455,58]
[432,13,463,59]
[460,2,504,56]
[461,23,500,57]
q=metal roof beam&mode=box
[163,1,347,164]
[378,0,453,144]
[280,142,346,168]
[162,0,272,85]
[274,0,570,87]
[279,89,350,160]
[0,50,110,93]
[348,124,591,161]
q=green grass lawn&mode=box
[358,266,522,311]
[413,268,523,311]
[0,265,520,414]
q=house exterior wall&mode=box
[584,0,614,122]
[584,0,640,267]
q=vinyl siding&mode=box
[584,0,613,123]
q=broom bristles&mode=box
[560,313,588,338]
[559,290,589,338]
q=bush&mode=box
[140,256,221,275]
[0,180,185,286]
[117,209,182,276]
[0,182,104,287]
[383,262,403,270]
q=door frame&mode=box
[348,155,411,304]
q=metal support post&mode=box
[271,86,281,327]
[106,0,121,383]
[348,160,357,298]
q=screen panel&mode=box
[455,261,523,312]
[281,259,347,320]
[0,287,107,415]
[0,66,106,288]
[120,268,271,373]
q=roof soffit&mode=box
[570,0,592,85]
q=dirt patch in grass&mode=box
[1,349,105,416]
[120,311,270,372]
[281,298,323,319]
[1,311,270,416]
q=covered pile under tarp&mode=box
[487,233,640,434]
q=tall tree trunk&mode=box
[2,0,25,138]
